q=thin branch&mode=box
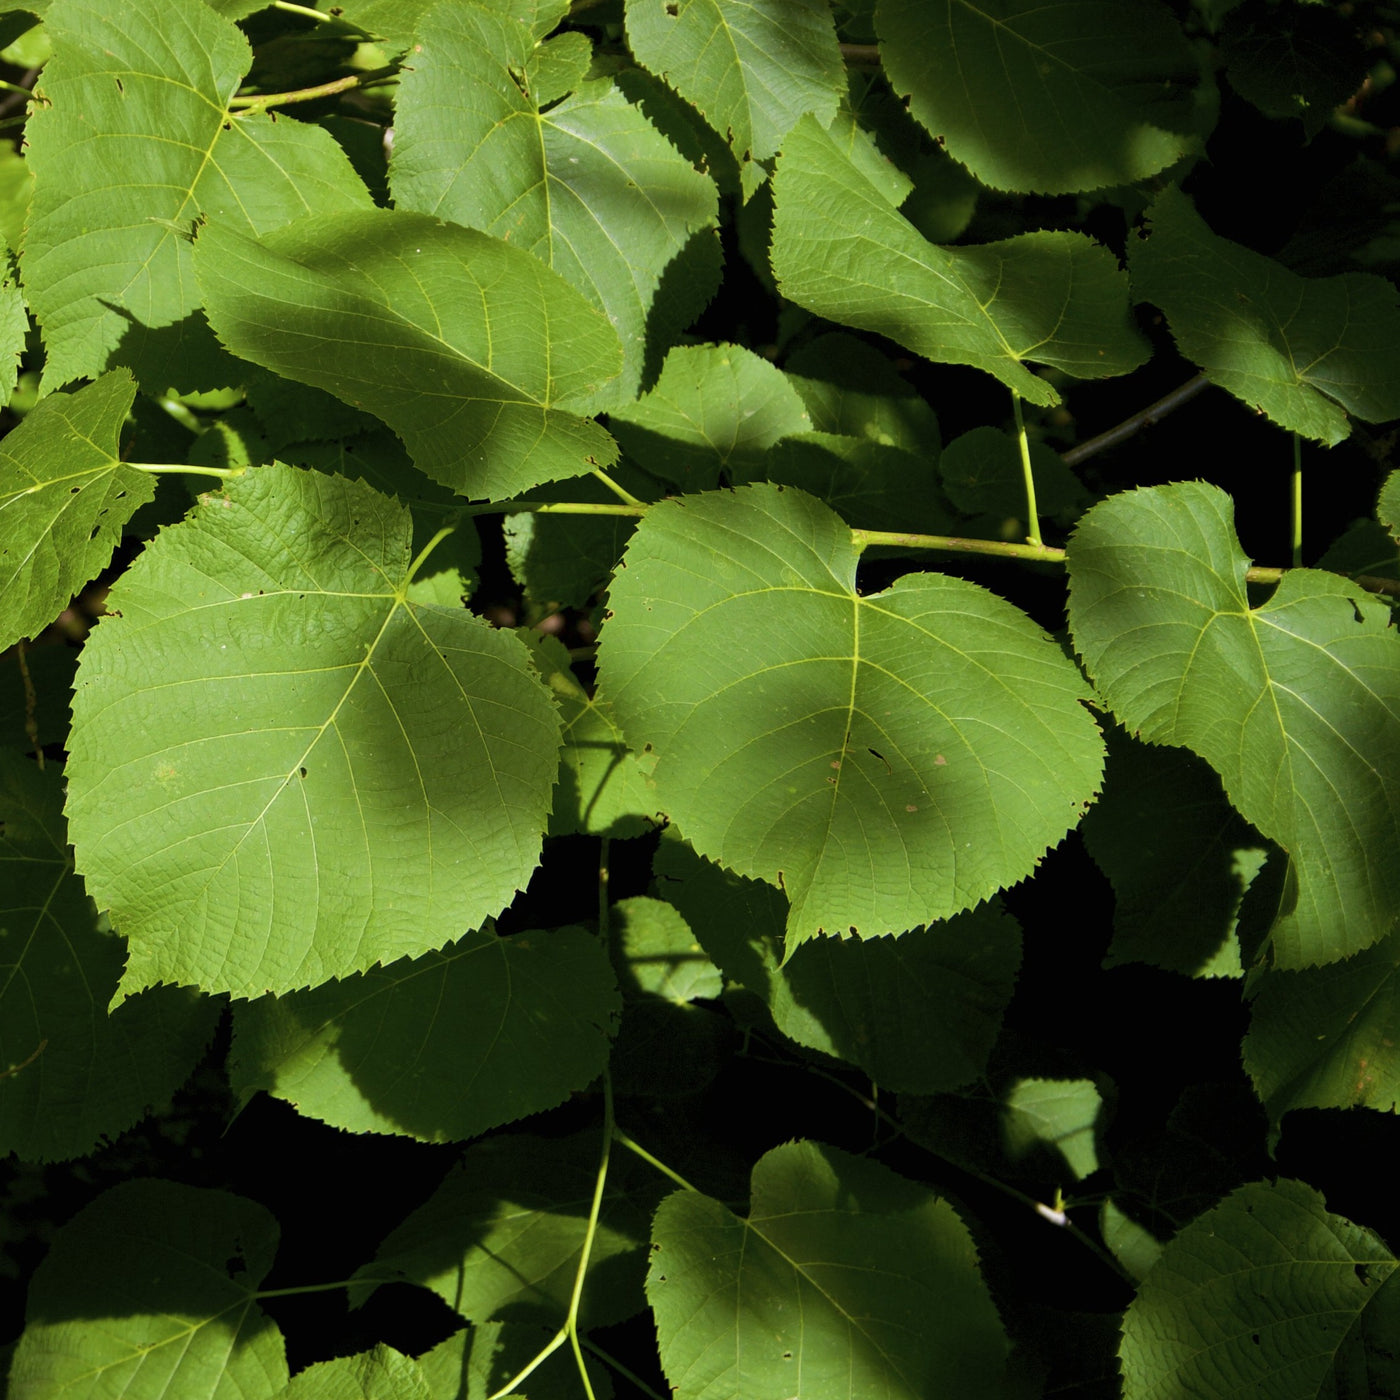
[1061,374,1211,468]
[228,63,400,115]
[852,528,1066,564]
[840,42,882,67]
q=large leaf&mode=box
[1119,1178,1399,1399]
[0,751,220,1160]
[390,4,719,404]
[1129,187,1400,444]
[771,116,1150,406]
[194,210,622,501]
[229,925,619,1142]
[8,1180,288,1400]
[623,0,845,197]
[648,1140,1009,1400]
[0,372,146,651]
[22,0,371,390]
[599,484,1104,945]
[876,0,1204,194]
[65,466,562,1001]
[352,1131,661,1331]
[276,1347,430,1400]
[1067,481,1400,966]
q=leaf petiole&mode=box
[1011,391,1044,548]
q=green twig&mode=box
[1011,391,1043,548]
[255,1278,356,1299]
[461,499,648,519]
[228,63,400,115]
[127,462,247,481]
[852,528,1066,563]
[1291,433,1304,568]
[591,468,646,507]
[614,1127,703,1194]
[405,524,457,585]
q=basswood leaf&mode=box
[23,0,371,390]
[611,896,721,1003]
[607,343,811,492]
[623,0,845,197]
[1119,1178,1398,1399]
[416,1324,610,1400]
[194,210,622,501]
[0,372,146,651]
[1244,934,1400,1136]
[65,466,562,1001]
[1130,187,1400,444]
[1381,469,1400,542]
[8,1180,287,1400]
[229,925,619,1142]
[276,1346,430,1400]
[648,1140,1009,1400]
[938,426,1090,529]
[1067,481,1400,966]
[353,1131,661,1330]
[0,751,220,1161]
[390,4,719,404]
[600,484,1104,945]
[0,273,23,400]
[771,116,1150,406]
[876,0,1204,195]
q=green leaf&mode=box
[0,751,221,1160]
[194,210,622,501]
[1129,187,1400,444]
[1067,481,1400,966]
[1080,727,1268,978]
[771,116,1150,405]
[1381,469,1400,544]
[65,465,562,1001]
[938,426,1091,529]
[23,0,371,390]
[875,0,1205,195]
[390,4,719,404]
[1119,1178,1398,1399]
[648,1140,1010,1400]
[0,273,23,400]
[611,895,721,1002]
[0,372,147,651]
[607,343,811,492]
[622,0,845,197]
[229,925,619,1142]
[1244,932,1400,1136]
[600,483,1104,945]
[276,1346,430,1400]
[0,641,75,751]
[353,1131,660,1330]
[8,1180,287,1400]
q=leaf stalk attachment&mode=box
[1011,391,1043,547]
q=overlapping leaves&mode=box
[65,466,562,1000]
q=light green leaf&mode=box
[648,1140,1009,1400]
[23,0,371,390]
[600,484,1104,945]
[1120,1178,1398,1400]
[417,1324,610,1400]
[607,343,811,492]
[1244,933,1400,1136]
[1381,469,1400,543]
[276,1347,429,1400]
[0,144,33,254]
[1100,1199,1164,1283]
[353,1131,661,1330]
[229,925,619,1142]
[1130,187,1400,444]
[390,5,719,404]
[1081,727,1268,978]
[771,116,1150,405]
[0,372,147,651]
[0,273,23,400]
[1067,481,1400,966]
[611,895,721,1002]
[0,751,221,1160]
[1000,1078,1103,1181]
[8,1180,288,1400]
[194,210,622,501]
[65,466,562,1001]
[623,0,845,197]
[876,0,1204,195]
[335,0,568,49]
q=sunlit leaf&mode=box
[276,1347,430,1400]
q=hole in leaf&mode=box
[299,767,308,778]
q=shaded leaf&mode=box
[772,116,1149,406]
[8,1180,287,1400]
[600,483,1104,945]
[66,466,562,1000]
[23,0,371,389]
[1130,187,1400,444]
[1068,482,1400,966]
[938,426,1090,528]
[1381,469,1400,544]
[195,210,621,501]
[648,1140,1009,1400]
[611,895,721,1002]
[417,1324,610,1400]
[0,642,75,751]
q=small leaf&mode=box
[0,371,145,651]
[65,466,562,1000]
[876,0,1205,194]
[230,925,619,1142]
[1120,1178,1398,1399]
[1130,187,1400,444]
[600,484,1104,945]
[8,1180,287,1400]
[611,895,721,1003]
[1068,481,1400,966]
[771,116,1149,405]
[195,210,622,501]
[938,426,1090,527]
[648,1140,1009,1400]
[277,1347,430,1400]
[1380,469,1400,544]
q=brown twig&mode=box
[1061,374,1212,467]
